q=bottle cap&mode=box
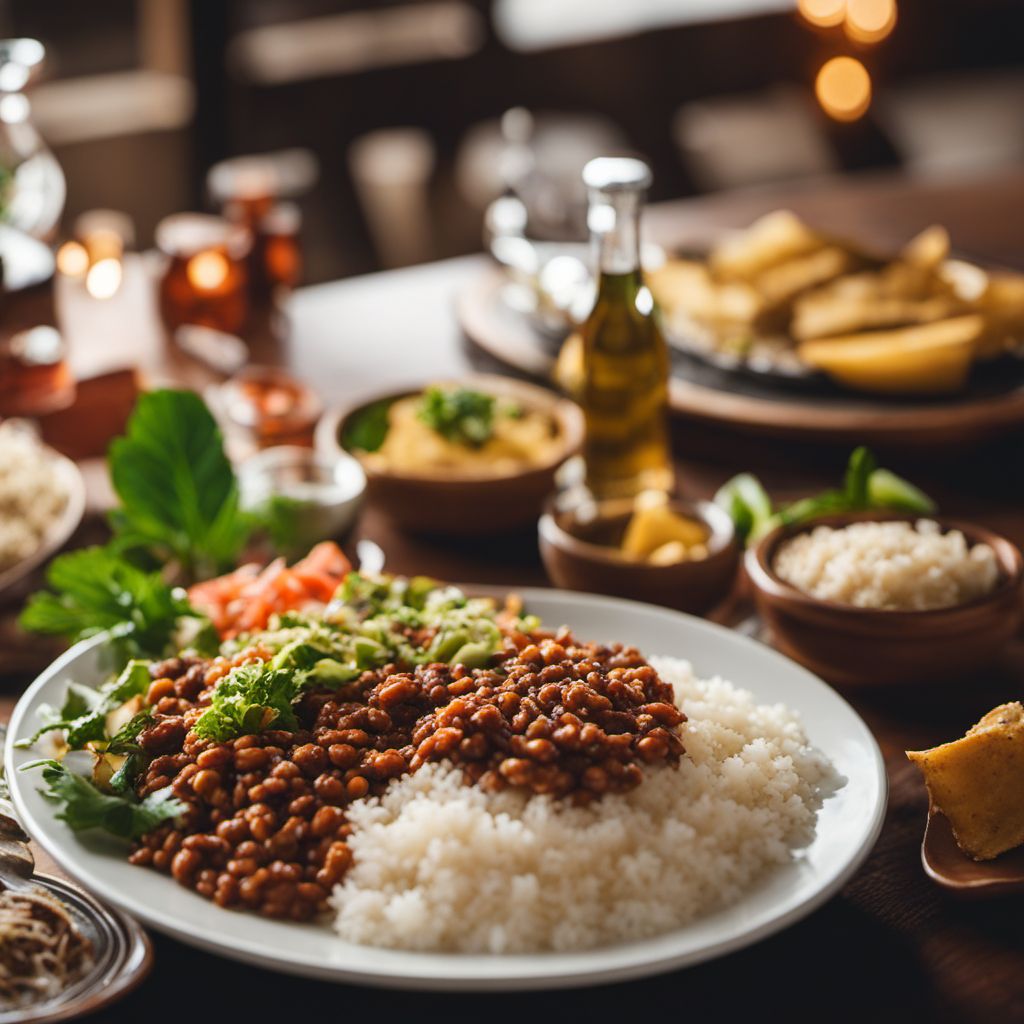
[582,157,652,194]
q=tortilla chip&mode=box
[907,702,1024,861]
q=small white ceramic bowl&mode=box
[237,446,365,553]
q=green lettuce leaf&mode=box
[192,663,300,742]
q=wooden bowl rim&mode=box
[747,510,1024,623]
[316,374,584,486]
[539,497,738,572]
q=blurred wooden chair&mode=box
[876,71,1024,179]
[348,128,437,269]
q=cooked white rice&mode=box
[773,518,998,611]
[329,656,841,953]
[0,422,67,572]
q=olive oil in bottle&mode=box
[578,157,674,500]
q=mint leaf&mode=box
[23,759,185,839]
[108,389,249,577]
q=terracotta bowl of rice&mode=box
[746,511,1024,687]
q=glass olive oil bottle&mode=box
[578,157,674,500]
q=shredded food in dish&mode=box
[0,885,93,1010]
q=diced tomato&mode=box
[187,542,351,639]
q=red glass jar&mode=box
[155,213,251,335]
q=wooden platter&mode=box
[457,266,1024,446]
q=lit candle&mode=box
[155,213,251,335]
[208,151,314,299]
[56,209,133,300]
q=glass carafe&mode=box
[0,39,65,241]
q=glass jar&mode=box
[155,213,251,335]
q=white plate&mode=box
[5,588,886,991]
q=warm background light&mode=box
[56,241,89,277]
[845,0,896,43]
[85,257,123,299]
[187,250,231,291]
[798,0,846,29]
[815,56,872,121]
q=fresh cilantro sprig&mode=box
[715,446,936,545]
[19,548,205,660]
[417,386,495,448]
[22,759,185,839]
[16,660,152,750]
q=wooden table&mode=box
[4,168,1024,1022]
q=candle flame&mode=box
[85,257,123,299]
[815,56,872,122]
[56,241,89,278]
[798,0,846,28]
[187,250,231,291]
[845,0,896,43]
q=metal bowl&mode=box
[0,874,152,1024]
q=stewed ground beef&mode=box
[129,627,686,920]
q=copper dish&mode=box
[316,374,584,535]
[539,498,739,615]
[746,512,1024,687]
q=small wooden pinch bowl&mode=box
[316,374,584,536]
[539,497,739,615]
[746,512,1024,687]
[922,808,1024,898]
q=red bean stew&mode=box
[129,626,685,921]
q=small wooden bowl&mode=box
[538,497,739,615]
[316,375,584,536]
[746,512,1024,687]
